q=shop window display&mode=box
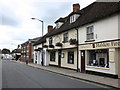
[88,49,109,68]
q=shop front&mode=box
[79,40,120,78]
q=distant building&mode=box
[20,37,40,63]
[12,49,21,60]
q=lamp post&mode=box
[31,18,44,36]
[31,18,44,66]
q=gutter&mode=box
[75,28,80,72]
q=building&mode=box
[11,49,21,60]
[77,2,120,78]
[44,3,81,70]
[21,37,40,63]
[43,2,120,78]
[33,25,53,66]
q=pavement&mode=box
[13,60,119,89]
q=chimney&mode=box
[73,3,80,11]
[48,25,53,33]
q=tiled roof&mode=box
[21,37,41,46]
[33,34,48,46]
[46,2,120,37]
[55,17,67,23]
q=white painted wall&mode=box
[33,44,42,64]
[79,15,119,44]
[43,48,49,66]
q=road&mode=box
[2,60,111,88]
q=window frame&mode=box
[68,51,74,64]
[50,51,56,62]
[63,32,68,43]
[86,26,94,41]
[87,49,109,68]
[49,37,53,45]
[70,15,75,23]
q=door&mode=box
[58,50,61,67]
[81,50,85,73]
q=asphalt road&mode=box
[2,60,111,88]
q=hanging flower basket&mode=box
[42,45,48,48]
[34,49,39,51]
[55,42,62,47]
[38,47,42,50]
[49,45,54,48]
[69,39,77,45]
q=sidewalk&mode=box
[14,60,119,88]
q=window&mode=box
[68,51,74,64]
[56,23,59,29]
[50,51,55,61]
[86,26,94,40]
[70,15,74,23]
[70,14,80,23]
[87,49,109,68]
[63,32,68,43]
[49,37,52,45]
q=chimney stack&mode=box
[73,3,80,11]
[48,25,53,33]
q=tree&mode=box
[2,48,10,54]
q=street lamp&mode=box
[31,18,44,36]
[31,18,44,66]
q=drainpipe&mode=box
[75,28,80,72]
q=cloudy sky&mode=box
[0,0,96,51]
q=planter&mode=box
[34,49,39,51]
[69,39,77,45]
[55,42,62,47]
[49,45,54,48]
[42,45,48,48]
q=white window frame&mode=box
[86,26,94,40]
[63,32,68,43]
[70,15,75,23]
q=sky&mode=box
[0,0,96,51]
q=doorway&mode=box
[58,50,61,67]
[81,50,85,73]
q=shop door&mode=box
[58,50,61,67]
[81,50,85,73]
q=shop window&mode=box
[68,51,74,64]
[88,49,109,68]
[50,51,55,62]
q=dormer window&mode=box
[70,14,80,23]
[70,15,75,23]
[55,17,65,29]
[56,22,63,29]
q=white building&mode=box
[77,2,120,78]
[33,30,50,66]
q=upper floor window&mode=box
[63,32,68,43]
[49,37,52,45]
[70,15,75,23]
[86,26,94,40]
[56,23,59,29]
[70,14,80,23]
